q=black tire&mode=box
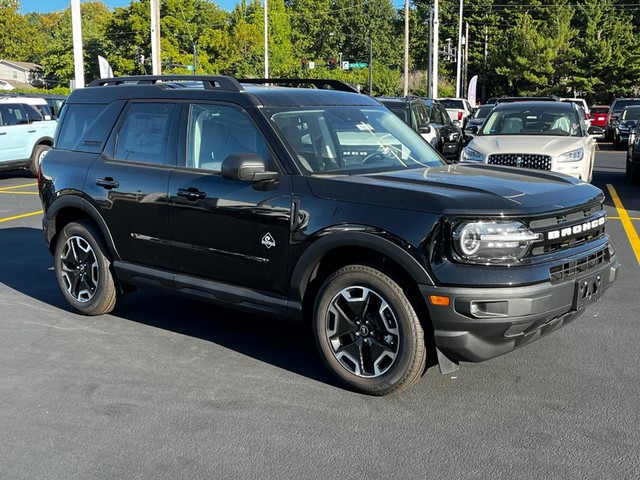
[313,264,426,395]
[631,162,640,186]
[54,220,120,315]
[30,144,50,177]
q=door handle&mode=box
[177,188,206,201]
[28,130,36,133]
[96,177,119,189]
[0,132,6,135]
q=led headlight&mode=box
[556,147,584,163]
[460,147,485,162]
[453,220,541,264]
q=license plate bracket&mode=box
[572,273,603,311]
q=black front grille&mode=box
[488,153,552,170]
[549,248,607,283]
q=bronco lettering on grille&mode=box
[547,216,606,240]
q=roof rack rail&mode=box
[87,75,244,92]
[239,78,359,93]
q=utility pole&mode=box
[403,0,409,96]
[193,43,197,75]
[455,0,463,97]
[369,37,373,95]
[264,0,269,79]
[150,0,161,75]
[432,0,439,98]
[427,8,433,97]
[463,22,469,97]
[71,0,84,89]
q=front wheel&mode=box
[54,221,120,315]
[313,264,426,395]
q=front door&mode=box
[168,103,292,296]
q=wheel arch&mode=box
[30,136,54,155]
[290,231,434,325]
[47,195,119,259]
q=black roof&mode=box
[493,100,576,112]
[68,75,380,108]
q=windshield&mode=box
[472,105,493,119]
[480,105,582,137]
[438,99,463,109]
[621,108,640,121]
[264,106,444,174]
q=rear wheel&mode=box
[313,264,426,395]
[54,221,120,315]
[30,144,50,177]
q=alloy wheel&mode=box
[60,235,99,302]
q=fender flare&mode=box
[47,194,120,259]
[289,230,434,301]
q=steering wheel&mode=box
[362,151,391,164]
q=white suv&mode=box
[436,97,473,126]
[0,98,56,175]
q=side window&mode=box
[414,105,428,126]
[1,104,28,125]
[57,101,126,152]
[0,107,5,126]
[115,102,176,165]
[186,103,267,172]
[437,105,450,125]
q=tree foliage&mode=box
[1,0,639,101]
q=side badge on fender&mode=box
[261,233,276,249]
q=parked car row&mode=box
[376,96,464,162]
[0,93,65,175]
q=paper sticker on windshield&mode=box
[356,123,374,131]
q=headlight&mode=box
[556,147,584,163]
[453,220,541,264]
[460,147,485,162]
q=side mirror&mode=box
[221,152,279,182]
[624,120,637,128]
[418,123,431,134]
[452,120,461,127]
[587,125,604,136]
[466,125,479,134]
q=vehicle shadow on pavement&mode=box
[0,226,339,388]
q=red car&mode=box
[590,105,610,128]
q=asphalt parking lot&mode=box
[1,148,639,480]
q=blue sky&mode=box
[19,0,238,14]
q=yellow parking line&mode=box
[0,210,42,223]
[607,184,640,265]
[0,191,39,195]
[0,182,38,192]
[608,216,640,221]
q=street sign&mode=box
[349,63,368,69]
[185,65,195,71]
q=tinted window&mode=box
[0,104,37,125]
[591,107,609,114]
[115,102,176,164]
[56,101,126,152]
[186,103,268,171]
[438,99,464,109]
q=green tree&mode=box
[0,0,44,62]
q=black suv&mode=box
[39,75,620,395]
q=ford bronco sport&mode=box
[39,76,620,395]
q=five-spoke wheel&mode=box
[314,264,426,395]
[54,221,119,315]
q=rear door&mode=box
[84,101,178,270]
[167,102,292,295]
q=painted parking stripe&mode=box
[0,210,43,223]
[0,182,38,192]
[606,184,640,266]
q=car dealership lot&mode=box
[1,151,639,479]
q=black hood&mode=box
[307,164,603,216]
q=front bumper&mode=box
[420,255,620,363]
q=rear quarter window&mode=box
[56,101,126,152]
